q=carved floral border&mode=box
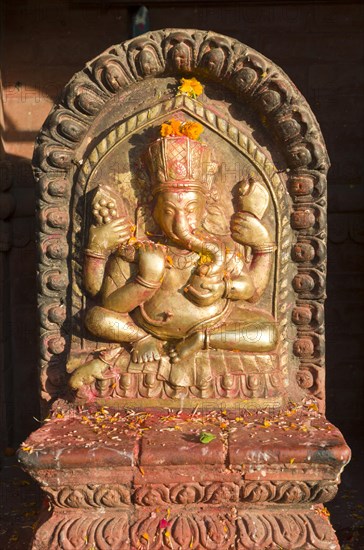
[34,506,338,549]
[46,480,338,509]
[33,29,328,408]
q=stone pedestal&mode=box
[19,401,349,549]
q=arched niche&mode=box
[34,29,328,410]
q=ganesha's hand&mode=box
[88,218,132,255]
[185,273,225,307]
[138,241,166,284]
[230,212,271,249]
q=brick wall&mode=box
[1,1,363,445]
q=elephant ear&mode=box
[202,203,230,235]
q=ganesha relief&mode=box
[67,118,281,404]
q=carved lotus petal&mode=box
[260,90,282,112]
[313,482,338,503]
[199,515,227,547]
[288,145,312,168]
[275,513,306,546]
[130,515,162,547]
[235,67,258,92]
[281,483,306,503]
[63,516,90,549]
[101,516,129,549]
[201,49,226,77]
[76,90,104,115]
[171,516,198,548]
[46,177,68,198]
[48,148,73,169]
[103,62,128,92]
[237,513,270,547]
[58,118,85,142]
[136,48,161,77]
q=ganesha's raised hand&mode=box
[230,212,271,249]
[88,217,132,255]
[185,272,226,307]
[137,241,167,284]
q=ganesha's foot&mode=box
[131,334,162,363]
[170,331,205,364]
[68,357,120,391]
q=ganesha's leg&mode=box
[85,306,146,343]
[85,306,163,364]
[171,308,278,363]
[170,331,205,364]
[208,318,277,352]
[171,320,277,364]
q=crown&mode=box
[145,135,217,195]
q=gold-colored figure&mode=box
[67,133,277,393]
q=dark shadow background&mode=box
[0,0,363,546]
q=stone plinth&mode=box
[18,401,350,549]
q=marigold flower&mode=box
[160,118,204,141]
[170,118,184,135]
[181,121,204,140]
[160,117,183,137]
[178,77,203,98]
[160,122,173,137]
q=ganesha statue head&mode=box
[144,131,224,276]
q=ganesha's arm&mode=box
[224,246,272,302]
[225,271,255,301]
[103,279,160,313]
[103,242,166,313]
[247,251,273,302]
[84,218,133,298]
[84,254,107,297]
[225,252,272,303]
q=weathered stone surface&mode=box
[18,403,348,548]
[140,422,225,466]
[228,410,351,468]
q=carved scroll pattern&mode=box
[45,480,338,509]
[133,480,338,507]
[33,29,328,406]
[48,484,131,508]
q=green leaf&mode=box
[199,431,216,444]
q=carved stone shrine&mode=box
[18,29,350,549]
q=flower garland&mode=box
[160,118,204,140]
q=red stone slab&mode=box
[18,413,139,470]
[228,409,351,467]
[140,421,225,466]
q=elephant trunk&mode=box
[173,212,224,277]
